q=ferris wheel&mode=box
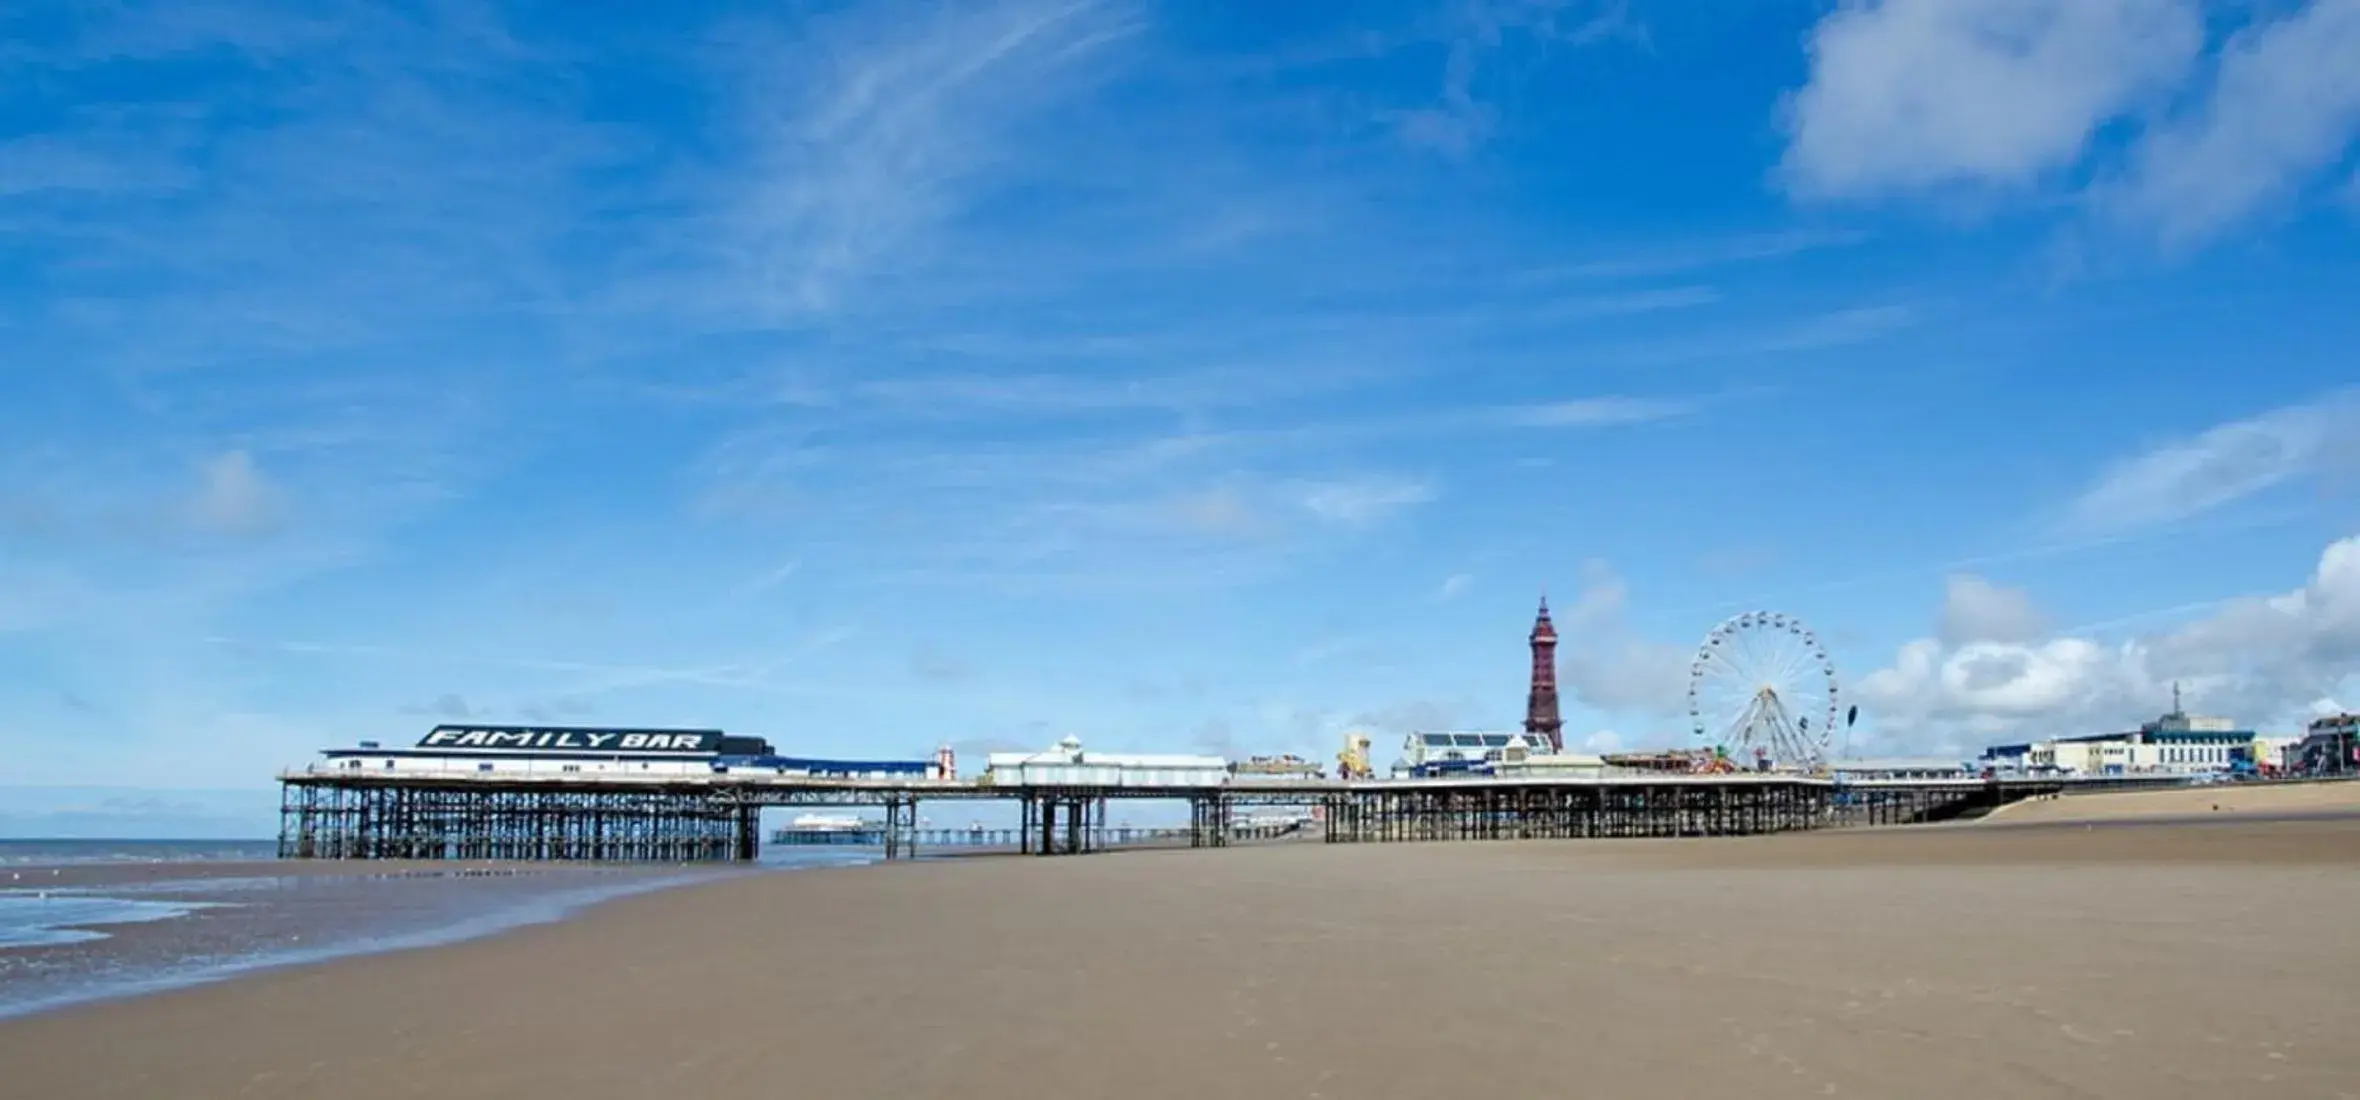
[1687,610,1843,771]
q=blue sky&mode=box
[3,0,2359,834]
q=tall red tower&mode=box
[1524,595,1564,753]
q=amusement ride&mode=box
[1687,610,1850,773]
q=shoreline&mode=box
[0,857,825,1022]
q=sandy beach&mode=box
[1985,778,2360,825]
[3,814,2356,1099]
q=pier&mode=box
[276,723,2209,864]
[275,767,2165,862]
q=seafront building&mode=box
[2290,713,2359,775]
[1979,689,2303,777]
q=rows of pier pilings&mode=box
[278,780,756,862]
[277,777,1864,864]
[1318,781,1833,844]
[1828,785,1996,827]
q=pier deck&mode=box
[276,767,2185,862]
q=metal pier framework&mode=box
[279,779,759,862]
[1310,778,1827,843]
[278,772,1855,863]
[276,771,2191,863]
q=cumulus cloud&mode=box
[1782,0,2360,246]
[1781,0,2202,198]
[1857,532,2360,749]
[1937,574,2048,647]
[1554,560,1692,716]
[2066,388,2360,534]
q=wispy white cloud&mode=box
[1379,0,1646,156]
[687,379,1708,593]
[2065,388,2360,535]
[1609,303,1920,367]
[1436,572,1475,601]
[734,559,801,598]
[1299,476,1436,526]
[203,632,860,701]
[1161,486,1270,538]
[1511,228,1869,284]
[1503,396,1695,428]
[697,0,1146,319]
[185,451,284,537]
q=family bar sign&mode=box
[417,726,726,754]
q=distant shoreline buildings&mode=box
[1979,685,2357,779]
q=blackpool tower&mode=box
[1524,596,1564,753]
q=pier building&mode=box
[981,735,1227,788]
[321,725,749,777]
[319,724,944,781]
[1492,749,1607,779]
[1401,731,1532,771]
[1828,758,1973,782]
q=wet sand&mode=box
[3,819,2357,1099]
[1986,778,2360,824]
[1,861,744,1020]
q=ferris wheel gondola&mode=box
[1686,610,1840,772]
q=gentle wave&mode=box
[0,839,278,867]
[0,894,237,948]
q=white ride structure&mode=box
[1688,610,1842,772]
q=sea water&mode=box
[0,842,876,1020]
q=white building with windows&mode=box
[1981,692,2273,777]
[1403,730,1526,768]
[982,736,1229,788]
